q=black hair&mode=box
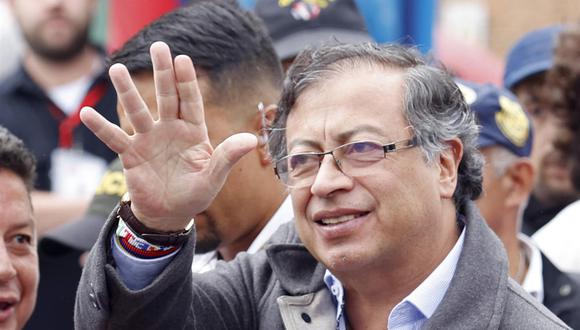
[109,0,283,106]
[0,126,36,191]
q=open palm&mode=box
[80,42,257,231]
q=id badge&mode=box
[50,148,108,198]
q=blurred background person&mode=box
[503,25,580,235]
[457,80,580,328]
[0,0,118,237]
[0,0,23,80]
[0,126,39,330]
[533,24,580,274]
[255,0,372,71]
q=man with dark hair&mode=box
[0,126,39,329]
[533,24,580,274]
[0,0,118,235]
[458,80,580,328]
[107,0,290,272]
[75,41,568,328]
[504,25,580,235]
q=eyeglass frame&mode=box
[273,127,419,188]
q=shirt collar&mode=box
[398,227,466,319]
[323,227,466,327]
[518,233,545,303]
[191,196,293,273]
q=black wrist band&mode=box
[117,199,193,246]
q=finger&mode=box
[109,64,154,134]
[150,41,179,120]
[209,133,258,185]
[80,107,131,154]
[174,55,206,127]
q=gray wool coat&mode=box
[75,202,570,329]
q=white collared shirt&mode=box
[533,199,580,273]
[324,228,466,329]
[518,234,545,303]
[191,196,294,273]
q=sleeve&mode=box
[74,206,269,330]
[110,235,179,290]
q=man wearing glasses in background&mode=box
[75,41,567,329]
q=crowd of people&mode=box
[1,0,579,329]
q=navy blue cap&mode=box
[503,25,564,90]
[457,80,533,157]
[255,0,372,61]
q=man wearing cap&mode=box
[458,80,580,328]
[533,24,580,274]
[504,25,580,235]
[255,0,372,71]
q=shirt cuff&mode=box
[111,235,180,290]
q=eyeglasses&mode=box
[274,131,418,188]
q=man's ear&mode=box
[503,159,534,208]
[255,103,278,166]
[439,138,463,199]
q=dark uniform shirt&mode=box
[0,64,118,191]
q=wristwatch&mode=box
[117,194,194,246]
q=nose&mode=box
[310,154,353,197]
[0,243,17,282]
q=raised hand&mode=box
[80,42,257,232]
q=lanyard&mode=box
[48,81,107,149]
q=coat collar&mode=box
[425,202,509,329]
[267,202,511,328]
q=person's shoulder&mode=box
[501,278,570,329]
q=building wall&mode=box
[439,0,579,59]
[488,0,578,58]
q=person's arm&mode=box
[75,41,259,329]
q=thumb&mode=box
[209,133,258,185]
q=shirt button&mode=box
[560,284,572,297]
[301,312,311,323]
[89,291,100,310]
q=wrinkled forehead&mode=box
[285,66,409,148]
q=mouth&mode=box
[0,298,17,322]
[316,212,370,226]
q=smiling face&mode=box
[286,64,460,276]
[0,169,38,330]
[514,80,580,205]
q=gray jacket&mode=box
[75,203,569,329]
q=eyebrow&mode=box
[11,218,35,233]
[287,124,389,151]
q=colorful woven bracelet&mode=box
[115,219,179,259]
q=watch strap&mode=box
[117,200,193,246]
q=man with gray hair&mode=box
[457,80,580,328]
[75,42,567,328]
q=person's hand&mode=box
[80,42,257,232]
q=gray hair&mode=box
[486,146,520,177]
[269,43,483,212]
[0,126,36,191]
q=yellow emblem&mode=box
[279,0,334,8]
[94,170,126,197]
[495,96,529,147]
